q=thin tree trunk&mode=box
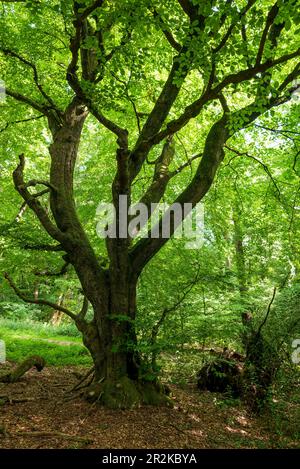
[233,203,247,296]
[34,283,39,300]
[51,292,65,326]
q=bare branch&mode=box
[129,52,189,180]
[241,24,251,68]
[66,22,129,147]
[255,2,279,66]
[152,9,182,52]
[24,244,64,252]
[256,287,277,336]
[170,152,202,176]
[34,261,70,277]
[254,124,300,137]
[225,145,281,197]
[213,0,257,54]
[23,179,58,193]
[151,48,300,145]
[5,89,48,115]
[161,29,182,53]
[278,62,300,93]
[89,104,128,147]
[218,93,230,114]
[14,201,27,222]
[77,0,104,22]
[138,136,176,211]
[0,115,44,133]
[0,187,50,235]
[13,154,65,243]
[66,17,82,93]
[176,0,199,21]
[130,115,229,275]
[4,273,77,321]
[214,48,300,94]
[1,48,59,109]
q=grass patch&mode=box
[0,320,92,366]
[0,318,81,337]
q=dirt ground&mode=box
[0,363,298,449]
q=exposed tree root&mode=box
[84,377,172,409]
[3,430,93,443]
[66,366,95,394]
[0,356,45,383]
[0,395,36,405]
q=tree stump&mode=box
[197,358,243,395]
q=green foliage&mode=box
[0,318,81,337]
[0,301,42,320]
[0,320,90,365]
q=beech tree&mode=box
[0,0,299,407]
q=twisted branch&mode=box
[4,273,77,321]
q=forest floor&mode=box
[0,363,299,449]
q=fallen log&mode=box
[0,355,45,383]
[0,395,36,405]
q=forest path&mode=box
[16,335,83,347]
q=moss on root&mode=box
[140,382,170,406]
[84,377,171,409]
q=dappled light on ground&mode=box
[0,364,298,449]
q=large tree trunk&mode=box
[46,101,168,408]
[76,280,168,409]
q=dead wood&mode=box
[0,356,45,383]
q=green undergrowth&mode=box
[0,319,92,366]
